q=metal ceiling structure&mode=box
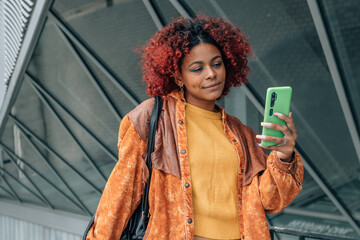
[0,0,359,239]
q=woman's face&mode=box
[177,43,226,111]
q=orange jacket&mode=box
[87,91,303,240]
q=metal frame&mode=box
[0,0,53,138]
[26,69,117,163]
[19,124,92,215]
[0,184,15,199]
[0,165,46,205]
[53,23,122,122]
[0,142,89,215]
[307,0,360,165]
[169,0,191,18]
[13,124,25,179]
[5,151,53,208]
[142,0,165,31]
[26,73,107,183]
[9,114,102,195]
[269,226,357,240]
[0,149,2,176]
[0,199,90,236]
[0,174,21,202]
[47,9,140,107]
[283,207,360,223]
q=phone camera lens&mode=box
[269,109,273,116]
[270,92,277,107]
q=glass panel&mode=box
[52,0,160,102]
[153,0,182,24]
[73,43,134,118]
[26,21,120,154]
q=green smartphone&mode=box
[261,86,292,147]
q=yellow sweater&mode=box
[185,103,241,239]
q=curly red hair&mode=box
[139,15,252,97]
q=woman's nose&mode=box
[205,66,216,79]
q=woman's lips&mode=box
[203,82,221,89]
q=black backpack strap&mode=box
[141,96,163,223]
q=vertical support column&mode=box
[0,149,3,176]
[13,124,24,179]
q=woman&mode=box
[87,15,303,240]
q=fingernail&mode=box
[257,143,262,147]
[261,122,271,127]
[256,135,266,140]
[275,112,283,117]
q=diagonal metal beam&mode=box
[169,0,191,18]
[307,0,360,165]
[19,125,92,215]
[53,23,122,122]
[0,174,21,202]
[5,152,53,208]
[0,143,89,215]
[9,115,102,195]
[0,0,54,139]
[26,74,107,183]
[47,10,140,107]
[26,75,117,162]
[0,184,16,199]
[0,165,46,205]
[142,0,165,30]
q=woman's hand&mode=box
[255,112,297,162]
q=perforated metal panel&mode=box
[0,214,81,240]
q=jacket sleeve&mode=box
[86,115,148,239]
[258,150,304,214]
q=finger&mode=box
[256,135,285,145]
[274,112,296,134]
[274,112,292,123]
[261,122,290,134]
[257,143,286,151]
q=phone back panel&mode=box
[261,86,292,147]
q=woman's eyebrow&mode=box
[188,61,202,68]
[187,56,222,68]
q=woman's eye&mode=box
[189,67,202,72]
[213,61,223,67]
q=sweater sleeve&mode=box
[86,115,148,239]
[258,150,304,214]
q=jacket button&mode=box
[241,169,244,173]
[243,235,245,239]
[184,183,190,188]
[187,218,192,224]
[178,120,183,124]
[181,149,186,154]
[298,181,302,186]
[232,139,237,142]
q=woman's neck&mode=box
[184,95,217,112]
